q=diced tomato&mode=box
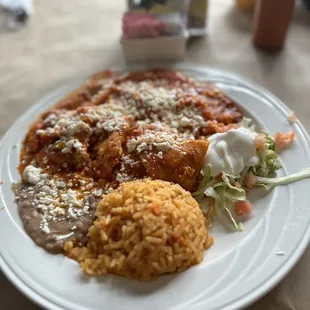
[274,131,295,150]
[235,200,252,216]
[216,173,223,181]
[254,134,266,149]
[244,171,256,189]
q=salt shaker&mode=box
[252,0,295,51]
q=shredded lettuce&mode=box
[194,171,246,231]
[239,120,281,177]
[195,130,310,232]
[195,165,212,200]
[223,203,244,232]
[238,119,280,177]
[263,131,276,151]
[254,167,310,186]
[252,132,281,177]
[204,187,221,201]
[222,174,243,193]
[194,165,215,199]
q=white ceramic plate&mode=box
[1,65,310,310]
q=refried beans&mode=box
[13,69,243,253]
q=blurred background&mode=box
[1,1,310,309]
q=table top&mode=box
[1,1,310,309]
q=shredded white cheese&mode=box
[23,165,42,185]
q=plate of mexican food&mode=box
[1,65,310,310]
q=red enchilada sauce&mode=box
[14,69,243,253]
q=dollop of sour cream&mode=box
[206,128,259,176]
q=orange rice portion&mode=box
[65,179,212,281]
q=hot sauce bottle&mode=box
[252,0,295,51]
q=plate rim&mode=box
[0,64,309,310]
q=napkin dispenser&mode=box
[122,1,189,62]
